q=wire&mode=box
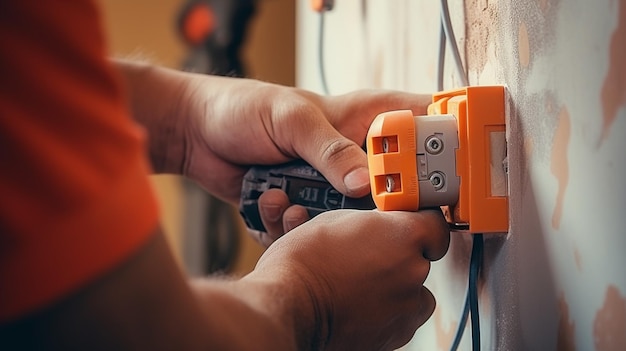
[438,3,477,347]
[469,234,484,350]
[449,288,470,351]
[448,233,483,351]
[318,11,330,95]
[440,0,469,87]
[437,22,446,92]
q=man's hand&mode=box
[180,76,431,202]
[247,209,450,350]
[115,60,432,245]
[182,73,431,245]
[110,60,449,350]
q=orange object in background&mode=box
[310,0,334,12]
[179,2,216,46]
[366,86,509,234]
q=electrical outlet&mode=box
[366,86,509,234]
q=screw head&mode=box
[425,135,443,155]
[429,172,445,190]
[382,137,389,153]
[385,175,395,193]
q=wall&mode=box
[297,1,626,350]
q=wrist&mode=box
[190,276,305,351]
[113,59,191,174]
[244,264,330,351]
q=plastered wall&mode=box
[297,1,626,350]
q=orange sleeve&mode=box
[0,1,160,321]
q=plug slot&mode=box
[375,173,401,194]
[371,135,399,154]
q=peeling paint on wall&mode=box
[594,285,626,351]
[538,0,550,14]
[557,294,576,351]
[518,22,530,68]
[432,306,456,351]
[600,0,626,144]
[464,0,499,74]
[573,247,582,272]
[550,107,570,230]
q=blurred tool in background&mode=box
[176,0,257,275]
[178,0,255,76]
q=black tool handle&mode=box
[239,160,376,232]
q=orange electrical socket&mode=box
[366,110,419,211]
[366,86,509,233]
[433,86,508,233]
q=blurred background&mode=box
[99,0,295,277]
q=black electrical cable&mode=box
[449,289,470,351]
[318,11,330,95]
[469,234,484,350]
[448,233,484,351]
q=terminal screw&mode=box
[429,172,445,190]
[385,175,395,193]
[425,135,443,155]
[382,137,390,153]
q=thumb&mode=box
[292,117,371,198]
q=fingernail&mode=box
[260,204,282,222]
[343,167,370,193]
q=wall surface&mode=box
[297,0,626,350]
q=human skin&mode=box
[0,60,449,351]
[116,59,433,245]
[116,60,450,349]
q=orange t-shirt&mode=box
[0,1,159,321]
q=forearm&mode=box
[0,231,310,351]
[191,276,317,351]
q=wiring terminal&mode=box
[366,86,509,234]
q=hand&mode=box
[249,87,432,245]
[114,61,431,245]
[181,75,429,245]
[181,76,430,201]
[248,209,450,350]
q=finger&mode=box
[388,285,437,350]
[413,286,436,329]
[271,100,371,199]
[324,90,433,143]
[258,189,291,243]
[414,209,451,261]
[287,110,371,199]
[282,205,310,232]
[302,129,369,198]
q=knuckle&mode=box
[270,92,319,123]
[320,138,359,166]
